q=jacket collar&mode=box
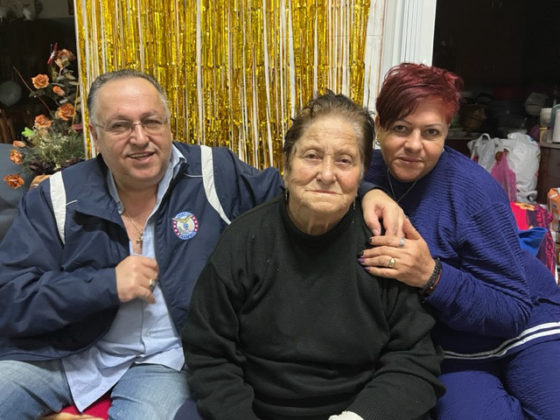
[62,143,189,224]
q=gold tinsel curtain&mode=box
[74,0,371,170]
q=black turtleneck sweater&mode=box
[182,195,444,420]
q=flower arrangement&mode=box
[4,44,85,189]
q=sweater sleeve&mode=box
[347,281,444,420]
[0,184,120,337]
[425,201,532,338]
[182,257,259,420]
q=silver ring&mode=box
[399,237,405,248]
[388,257,396,268]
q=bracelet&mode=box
[420,258,442,296]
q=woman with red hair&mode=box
[361,62,560,419]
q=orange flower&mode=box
[34,114,52,129]
[56,103,75,121]
[30,174,50,189]
[9,149,23,165]
[3,174,25,189]
[12,140,26,148]
[52,86,65,96]
[31,74,49,89]
[55,49,76,69]
[57,49,75,60]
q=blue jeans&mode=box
[0,359,193,420]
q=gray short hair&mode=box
[283,91,375,173]
[87,69,170,123]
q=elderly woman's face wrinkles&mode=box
[284,115,363,235]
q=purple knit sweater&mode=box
[365,146,560,359]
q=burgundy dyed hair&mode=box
[376,63,464,129]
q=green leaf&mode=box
[22,127,35,138]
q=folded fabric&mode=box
[518,227,548,256]
[510,202,556,276]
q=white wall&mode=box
[364,0,437,110]
[38,0,73,19]
[363,0,385,110]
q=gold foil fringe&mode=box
[75,0,371,170]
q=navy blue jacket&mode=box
[0,143,283,361]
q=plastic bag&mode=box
[490,150,517,201]
[467,132,540,203]
[468,133,499,171]
[499,133,540,203]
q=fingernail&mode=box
[357,251,364,258]
[358,257,365,264]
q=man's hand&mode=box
[361,189,405,237]
[115,255,159,304]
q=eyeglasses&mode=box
[92,117,168,137]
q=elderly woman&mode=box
[181,92,444,420]
[361,63,560,420]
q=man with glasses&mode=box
[0,70,404,419]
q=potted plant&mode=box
[3,44,85,189]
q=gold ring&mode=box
[388,257,396,268]
[149,278,154,289]
[399,237,405,248]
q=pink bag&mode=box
[490,150,517,201]
[469,132,540,202]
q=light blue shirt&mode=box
[63,146,186,411]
